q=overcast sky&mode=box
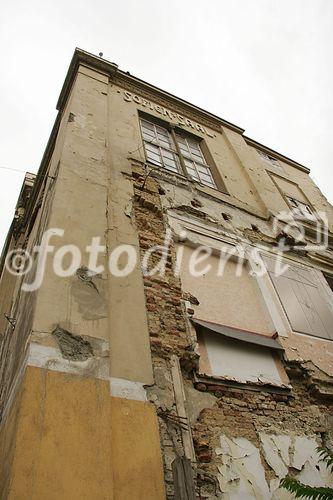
[0,0,332,248]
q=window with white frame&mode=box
[140,117,217,189]
[140,118,180,173]
[285,195,315,220]
[175,133,216,188]
[257,149,282,169]
[264,256,333,341]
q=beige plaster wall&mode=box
[33,66,110,341]
[107,82,333,232]
[31,65,153,385]
[178,245,274,335]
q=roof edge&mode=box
[57,48,311,173]
[244,136,310,174]
[56,48,245,134]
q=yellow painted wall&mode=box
[0,383,24,499]
[110,397,165,500]
[6,366,165,500]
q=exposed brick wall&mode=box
[132,164,195,497]
[132,164,192,359]
[130,163,333,499]
[193,381,333,495]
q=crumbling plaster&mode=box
[216,433,333,499]
[119,71,333,495]
[150,176,333,387]
[33,67,110,342]
[131,162,333,499]
[1,58,333,499]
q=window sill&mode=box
[194,373,292,396]
[291,329,332,343]
[129,156,268,220]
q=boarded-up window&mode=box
[197,329,286,387]
[265,257,333,340]
[178,246,274,336]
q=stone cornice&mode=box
[57,48,244,134]
[244,136,310,174]
[57,48,311,174]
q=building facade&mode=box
[0,48,333,499]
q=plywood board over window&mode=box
[177,245,289,388]
[178,246,274,336]
[264,256,333,341]
[197,329,287,387]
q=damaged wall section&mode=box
[131,162,333,499]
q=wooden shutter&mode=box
[264,257,333,340]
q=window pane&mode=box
[196,164,210,173]
[145,145,161,163]
[157,132,171,144]
[201,172,214,182]
[162,149,175,159]
[184,159,194,168]
[186,168,199,178]
[199,172,212,181]
[142,127,155,138]
[143,131,156,142]
[177,140,188,150]
[163,161,178,172]
[179,146,191,158]
[158,137,173,149]
[156,125,168,136]
[162,151,176,163]
[184,160,199,179]
[161,150,179,171]
[189,143,201,154]
[141,120,154,131]
[145,143,159,154]
[191,151,204,162]
[146,152,162,165]
[200,175,214,185]
[163,156,176,166]
[185,165,197,175]
[201,179,215,187]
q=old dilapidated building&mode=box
[0,48,333,499]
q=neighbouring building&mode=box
[0,48,333,499]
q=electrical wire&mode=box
[0,166,33,174]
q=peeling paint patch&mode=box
[76,266,100,293]
[28,342,109,379]
[216,435,270,499]
[71,268,108,320]
[216,433,333,499]
[52,326,93,361]
[259,434,290,478]
[110,377,147,401]
[124,200,133,218]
